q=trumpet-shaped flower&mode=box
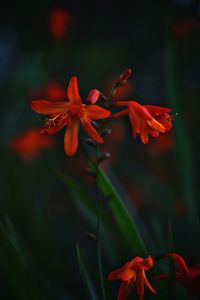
[108,256,156,300]
[31,76,110,156]
[113,101,173,144]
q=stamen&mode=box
[44,112,67,128]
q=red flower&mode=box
[155,253,200,296]
[10,128,53,160]
[108,256,156,300]
[31,76,110,156]
[48,9,72,40]
[148,133,173,155]
[45,82,66,101]
[113,101,173,144]
[173,18,196,37]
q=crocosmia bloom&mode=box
[113,101,173,144]
[31,76,110,156]
[45,82,65,101]
[10,129,53,160]
[48,9,72,40]
[108,256,156,300]
[156,253,200,296]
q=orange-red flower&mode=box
[45,82,66,101]
[108,256,156,300]
[113,101,173,144]
[48,9,72,40]
[31,76,110,156]
[155,253,200,296]
[10,128,53,160]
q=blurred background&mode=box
[0,0,200,299]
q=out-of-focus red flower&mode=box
[48,9,72,40]
[10,129,54,160]
[108,256,156,300]
[173,18,196,37]
[45,82,66,101]
[148,133,174,155]
[113,101,173,144]
[31,76,111,156]
[175,199,186,217]
[155,253,200,296]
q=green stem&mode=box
[95,147,106,300]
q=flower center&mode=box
[69,104,82,116]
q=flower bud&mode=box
[86,89,101,104]
[119,69,132,83]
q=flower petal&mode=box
[108,267,126,281]
[140,126,149,144]
[158,115,172,131]
[145,105,172,116]
[80,115,103,144]
[112,109,129,119]
[167,253,189,274]
[64,118,80,156]
[129,106,143,137]
[118,282,133,300]
[142,270,156,294]
[147,119,166,133]
[31,100,69,115]
[114,101,134,107]
[41,115,70,135]
[136,271,145,300]
[67,76,82,104]
[85,105,111,120]
[140,256,154,271]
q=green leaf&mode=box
[164,17,198,221]
[0,221,44,300]
[76,242,99,300]
[89,161,147,256]
[57,170,118,263]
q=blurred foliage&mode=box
[0,0,200,299]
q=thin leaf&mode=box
[0,221,44,300]
[164,13,198,221]
[89,161,147,256]
[57,170,118,263]
[76,242,99,300]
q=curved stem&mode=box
[95,147,106,300]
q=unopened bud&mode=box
[113,69,132,90]
[119,69,132,83]
[87,89,101,104]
